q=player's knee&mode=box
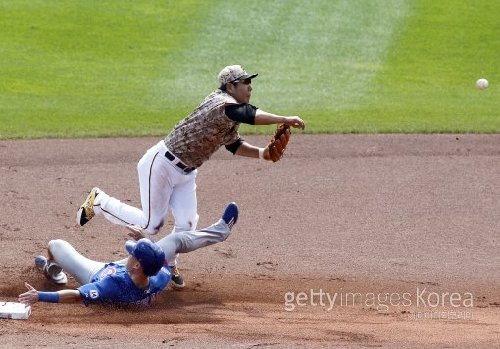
[48,239,65,252]
[143,227,160,235]
[47,239,70,258]
[172,214,199,233]
[142,217,164,235]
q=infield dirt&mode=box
[0,135,499,348]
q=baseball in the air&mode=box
[476,78,489,90]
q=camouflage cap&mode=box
[218,65,258,87]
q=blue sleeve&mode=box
[78,277,121,306]
[156,266,173,285]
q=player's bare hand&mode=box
[284,116,305,130]
[19,282,39,305]
[126,225,146,241]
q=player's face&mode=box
[229,78,252,103]
[126,255,139,273]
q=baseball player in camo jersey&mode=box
[76,65,305,289]
[19,203,238,307]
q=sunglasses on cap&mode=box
[232,78,252,85]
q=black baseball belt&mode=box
[164,151,195,174]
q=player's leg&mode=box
[46,239,105,285]
[166,173,199,288]
[135,149,179,234]
[82,142,174,233]
[92,144,161,228]
[156,202,238,262]
[90,188,146,227]
[169,172,199,233]
[77,144,158,227]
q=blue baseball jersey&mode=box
[78,263,172,306]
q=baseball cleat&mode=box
[46,260,67,285]
[34,256,68,285]
[76,187,100,226]
[46,261,63,277]
[47,267,68,285]
[221,202,238,229]
[170,265,185,289]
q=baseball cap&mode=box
[125,238,165,277]
[218,65,258,87]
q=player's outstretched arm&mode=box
[234,139,291,162]
[254,109,305,130]
[234,127,290,162]
[234,141,268,159]
[19,282,82,305]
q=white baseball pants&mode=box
[93,140,199,235]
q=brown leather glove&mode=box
[267,124,291,162]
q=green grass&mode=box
[340,0,500,133]
[0,0,212,138]
[0,0,498,139]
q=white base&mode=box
[0,302,31,320]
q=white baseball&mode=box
[476,78,489,90]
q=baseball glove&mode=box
[267,124,291,162]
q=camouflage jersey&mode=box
[164,90,242,169]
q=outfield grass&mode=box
[343,0,500,133]
[0,0,498,139]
